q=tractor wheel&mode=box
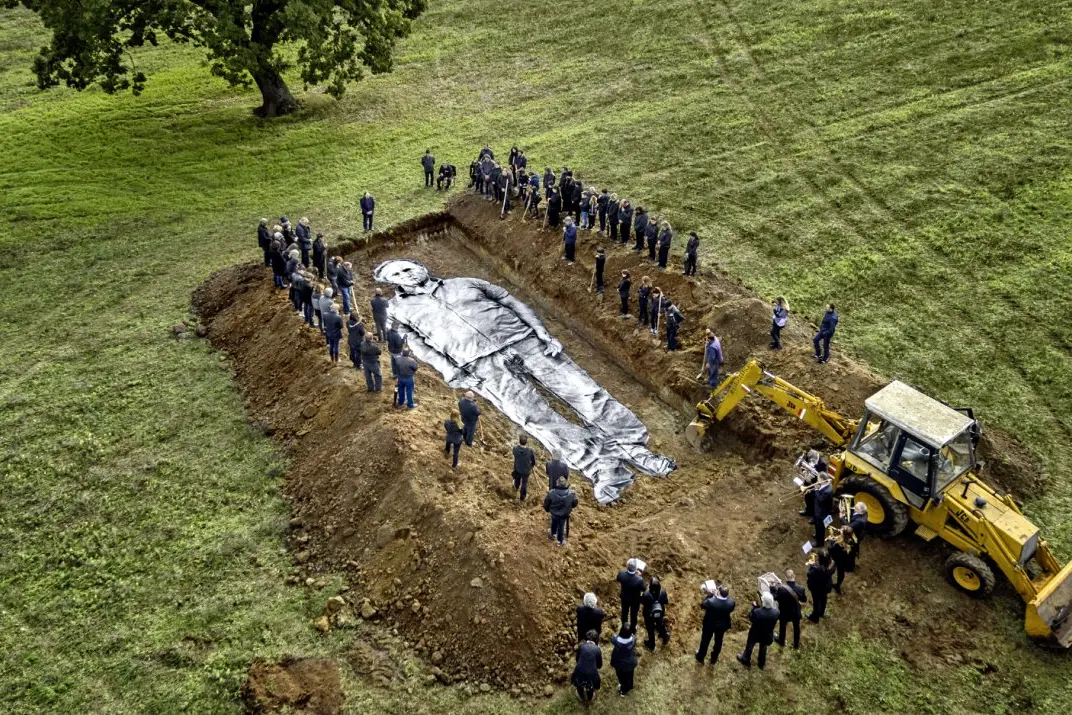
[944,551,995,598]
[836,475,909,537]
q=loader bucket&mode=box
[1025,560,1072,647]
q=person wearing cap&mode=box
[422,149,436,187]
[617,270,631,318]
[511,434,537,502]
[296,217,313,267]
[641,577,670,651]
[312,233,327,279]
[394,348,419,408]
[562,216,578,264]
[322,304,344,365]
[257,219,271,266]
[696,583,735,665]
[443,410,464,468]
[684,231,699,277]
[657,221,673,269]
[386,322,406,378]
[594,247,606,293]
[346,313,366,367]
[280,216,295,242]
[571,630,602,706]
[360,191,375,232]
[543,476,578,547]
[576,593,606,644]
[737,591,780,669]
[359,334,383,392]
[616,559,645,633]
[458,391,481,447]
[370,288,390,341]
[610,625,638,696]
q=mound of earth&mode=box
[241,658,343,714]
[195,193,1039,692]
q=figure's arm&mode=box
[477,280,563,356]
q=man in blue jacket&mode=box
[562,217,578,264]
[360,192,375,232]
[813,303,838,364]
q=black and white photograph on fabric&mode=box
[373,259,676,503]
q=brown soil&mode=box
[195,194,1039,694]
[241,658,343,714]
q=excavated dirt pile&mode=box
[195,194,1038,695]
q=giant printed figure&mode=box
[373,259,675,503]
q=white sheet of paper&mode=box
[703,579,717,594]
[823,515,834,528]
[634,559,647,573]
[802,540,814,554]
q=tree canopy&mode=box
[6,0,428,116]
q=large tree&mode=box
[6,0,427,116]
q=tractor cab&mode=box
[846,380,977,509]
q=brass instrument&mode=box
[837,494,854,523]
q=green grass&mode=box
[1,0,1071,710]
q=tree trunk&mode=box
[252,65,297,118]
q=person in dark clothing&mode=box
[774,569,807,649]
[813,304,838,363]
[395,348,418,409]
[807,550,835,623]
[632,207,648,252]
[458,390,481,447]
[616,559,645,633]
[298,271,315,326]
[280,216,294,242]
[422,149,436,187]
[665,305,683,351]
[546,190,562,229]
[576,593,606,644]
[610,626,638,696]
[737,592,779,669]
[594,247,606,293]
[371,288,390,341]
[562,217,578,263]
[829,526,858,594]
[848,502,869,549]
[543,167,556,199]
[258,219,272,266]
[359,335,383,392]
[648,288,663,336]
[443,411,464,468]
[696,584,735,664]
[641,578,670,651]
[703,331,724,387]
[571,631,602,706]
[479,144,494,160]
[511,435,537,502]
[798,449,827,520]
[596,189,609,233]
[645,216,659,261]
[618,200,634,246]
[607,194,620,243]
[347,314,366,368]
[617,270,631,317]
[296,217,313,267]
[684,231,699,276]
[326,256,340,296]
[360,192,375,232]
[386,322,405,378]
[657,222,673,269]
[527,189,542,220]
[322,305,343,364]
[546,454,569,490]
[813,478,834,545]
[469,160,480,190]
[637,277,651,326]
[437,163,456,190]
[312,233,326,279]
[543,477,578,546]
[770,296,789,350]
[336,261,354,316]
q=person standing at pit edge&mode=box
[422,148,436,187]
[322,304,343,365]
[511,434,537,503]
[684,231,699,277]
[394,348,418,409]
[770,296,789,350]
[361,191,375,232]
[616,559,645,633]
[813,303,838,364]
[617,270,631,318]
[543,476,578,547]
[562,216,578,264]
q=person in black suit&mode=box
[576,592,606,644]
[813,478,834,545]
[610,626,638,696]
[616,560,646,633]
[736,592,779,669]
[640,578,670,651]
[571,630,603,706]
[807,550,835,623]
[696,584,735,664]
[774,569,807,649]
[829,526,858,594]
[849,502,869,552]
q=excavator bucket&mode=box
[685,418,708,450]
[1026,560,1072,647]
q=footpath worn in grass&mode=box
[1,0,1071,711]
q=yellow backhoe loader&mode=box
[686,357,1072,647]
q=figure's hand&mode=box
[544,339,563,357]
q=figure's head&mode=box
[761,592,775,609]
[374,259,431,291]
[583,592,597,608]
[626,559,637,574]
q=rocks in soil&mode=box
[242,658,343,714]
[359,600,378,620]
[469,577,484,589]
[325,596,346,614]
[314,615,331,633]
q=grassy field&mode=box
[1,0,1071,711]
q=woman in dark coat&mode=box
[571,630,602,706]
[828,525,858,594]
[269,237,287,289]
[575,593,605,644]
[610,626,638,696]
[312,233,327,279]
